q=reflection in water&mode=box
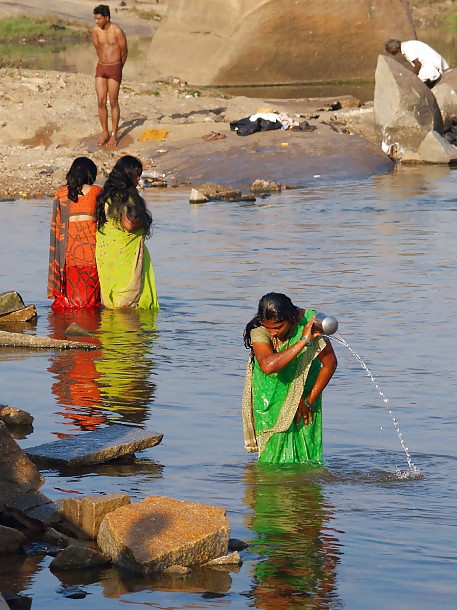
[47,308,158,436]
[48,308,104,437]
[243,464,342,609]
[95,309,158,422]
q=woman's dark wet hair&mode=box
[66,157,97,203]
[243,292,300,350]
[96,155,152,237]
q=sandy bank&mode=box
[0,67,393,200]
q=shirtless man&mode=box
[92,5,128,147]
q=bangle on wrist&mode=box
[300,336,310,345]
[304,398,312,410]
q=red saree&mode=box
[48,184,102,311]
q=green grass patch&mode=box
[0,16,89,43]
[444,14,457,30]
[0,16,91,68]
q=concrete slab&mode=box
[25,425,163,467]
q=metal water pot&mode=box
[313,312,338,335]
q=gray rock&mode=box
[204,551,242,566]
[0,405,34,427]
[416,130,457,164]
[50,545,111,571]
[0,330,96,350]
[0,304,37,324]
[189,188,208,204]
[0,291,25,315]
[374,54,443,152]
[4,490,62,530]
[0,594,9,610]
[0,524,27,554]
[0,421,44,508]
[25,425,163,467]
[147,0,414,86]
[97,496,230,574]
[62,493,131,540]
[64,323,92,337]
[433,68,457,130]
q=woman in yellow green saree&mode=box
[95,155,159,309]
[242,293,337,464]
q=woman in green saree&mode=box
[95,155,159,309]
[242,293,337,464]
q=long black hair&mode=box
[66,157,97,203]
[96,155,152,237]
[243,292,300,350]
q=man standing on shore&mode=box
[92,4,128,147]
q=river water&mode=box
[1,164,457,608]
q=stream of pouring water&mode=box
[332,331,420,476]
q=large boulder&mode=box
[0,421,44,506]
[97,496,230,574]
[433,68,457,130]
[374,54,444,152]
[148,0,415,86]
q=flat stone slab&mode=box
[25,425,163,467]
[0,330,96,349]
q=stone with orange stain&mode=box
[97,496,230,573]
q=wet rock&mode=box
[228,537,248,551]
[0,330,96,350]
[198,182,256,202]
[0,422,44,507]
[163,564,192,575]
[189,188,209,203]
[1,592,32,610]
[0,291,25,315]
[0,305,37,324]
[374,54,443,152]
[57,585,87,599]
[26,425,163,467]
[3,490,62,530]
[64,323,92,337]
[97,496,230,574]
[50,545,111,571]
[204,551,241,566]
[0,406,34,427]
[250,179,281,195]
[62,493,131,540]
[0,524,27,554]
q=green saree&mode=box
[242,309,327,465]
[96,215,159,310]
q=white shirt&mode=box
[401,40,449,83]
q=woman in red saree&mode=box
[48,157,102,311]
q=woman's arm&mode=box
[305,342,338,407]
[252,316,319,375]
[295,341,338,426]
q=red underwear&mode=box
[95,62,123,84]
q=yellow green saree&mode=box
[96,216,159,309]
[242,309,327,464]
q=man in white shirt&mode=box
[384,39,449,88]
